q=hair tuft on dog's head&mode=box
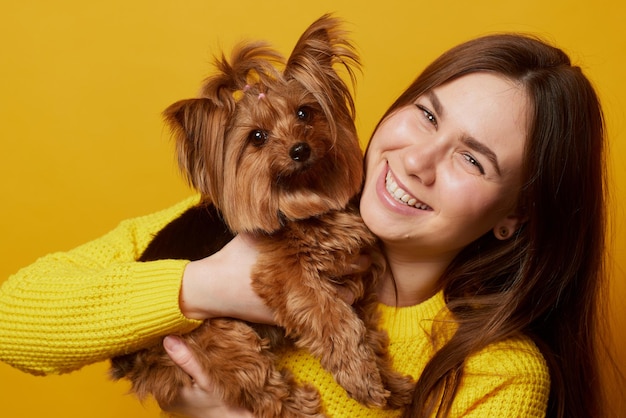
[164,14,364,234]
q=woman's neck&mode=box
[377,245,454,307]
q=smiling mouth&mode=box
[385,171,432,210]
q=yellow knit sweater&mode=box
[0,196,550,417]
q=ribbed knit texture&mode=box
[0,196,202,375]
[1,196,550,416]
[278,292,550,417]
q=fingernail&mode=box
[163,335,182,352]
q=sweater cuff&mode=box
[119,260,202,349]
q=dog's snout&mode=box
[289,142,311,162]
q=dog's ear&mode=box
[163,98,227,203]
[163,43,284,210]
[281,15,365,207]
[283,14,360,133]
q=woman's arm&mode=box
[178,233,273,324]
[0,196,203,375]
[157,252,365,418]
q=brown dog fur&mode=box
[110,14,414,417]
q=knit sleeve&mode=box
[0,196,203,375]
[451,336,550,418]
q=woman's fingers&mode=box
[161,336,254,417]
[163,336,210,387]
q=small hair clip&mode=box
[233,84,252,102]
[232,90,244,102]
[258,93,266,100]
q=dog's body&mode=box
[110,15,414,417]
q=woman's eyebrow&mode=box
[462,136,501,176]
[427,91,444,117]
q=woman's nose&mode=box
[403,142,439,186]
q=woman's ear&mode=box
[493,213,525,240]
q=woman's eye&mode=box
[249,129,269,147]
[416,105,437,127]
[463,153,485,174]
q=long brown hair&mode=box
[375,34,608,417]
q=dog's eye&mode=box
[296,106,313,122]
[249,129,269,147]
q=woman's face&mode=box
[361,72,529,263]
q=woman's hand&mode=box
[159,336,254,418]
[178,234,274,323]
[165,238,369,416]
[178,233,368,323]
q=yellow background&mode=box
[1,1,624,416]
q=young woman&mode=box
[0,33,607,418]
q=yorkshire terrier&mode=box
[110,14,414,417]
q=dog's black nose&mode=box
[289,142,311,162]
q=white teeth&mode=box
[385,171,431,210]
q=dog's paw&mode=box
[384,373,416,409]
[334,363,389,408]
[283,382,325,417]
[346,379,390,408]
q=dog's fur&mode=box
[110,14,414,417]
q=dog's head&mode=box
[164,14,363,233]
